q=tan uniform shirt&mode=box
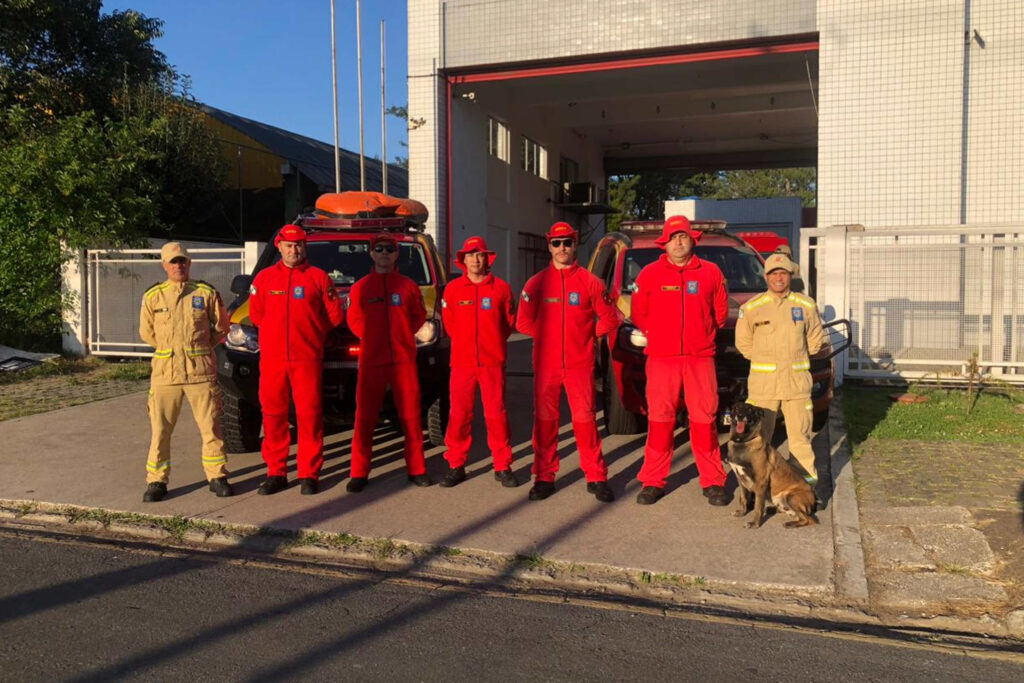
[139,280,228,385]
[735,290,824,400]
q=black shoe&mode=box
[298,478,318,495]
[408,473,434,487]
[494,469,519,488]
[703,485,730,506]
[528,481,556,501]
[346,477,368,493]
[258,476,288,496]
[587,481,615,503]
[439,466,466,488]
[208,477,233,498]
[142,482,167,503]
[635,486,664,505]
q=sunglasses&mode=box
[550,239,575,248]
[372,244,396,254]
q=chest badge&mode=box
[481,297,493,310]
[686,281,699,294]
[191,296,204,310]
[391,293,402,306]
[568,292,581,306]
[293,286,305,299]
[791,307,804,322]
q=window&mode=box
[520,136,547,179]
[488,117,509,162]
[559,156,580,185]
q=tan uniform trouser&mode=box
[146,381,228,484]
[747,397,816,480]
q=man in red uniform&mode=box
[439,236,518,488]
[249,224,345,496]
[516,222,618,502]
[346,232,434,491]
[630,215,730,506]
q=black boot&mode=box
[142,482,167,503]
[439,466,466,488]
[258,476,288,496]
[298,478,318,495]
[528,480,555,501]
[346,476,368,493]
[494,469,519,488]
[208,477,233,497]
[586,481,615,503]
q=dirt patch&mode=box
[0,360,149,421]
[971,508,1024,608]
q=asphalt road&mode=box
[1,532,1021,683]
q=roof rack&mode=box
[296,215,425,232]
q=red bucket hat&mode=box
[274,224,307,246]
[455,236,496,269]
[654,215,701,247]
[545,222,579,242]
[369,232,399,248]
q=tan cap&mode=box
[763,253,796,274]
[160,242,190,263]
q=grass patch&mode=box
[0,356,101,386]
[101,361,151,381]
[514,551,553,570]
[433,545,462,557]
[842,385,1024,447]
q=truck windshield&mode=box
[622,246,766,293]
[273,241,432,286]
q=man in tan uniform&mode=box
[139,242,232,502]
[735,253,824,482]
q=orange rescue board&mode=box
[315,191,401,218]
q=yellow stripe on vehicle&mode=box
[750,362,777,372]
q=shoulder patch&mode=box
[743,293,772,311]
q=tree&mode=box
[385,104,409,170]
[0,0,226,350]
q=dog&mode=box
[726,401,818,529]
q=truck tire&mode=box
[812,409,829,433]
[603,362,646,435]
[222,391,262,453]
[427,391,450,447]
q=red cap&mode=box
[369,232,398,248]
[456,236,496,269]
[274,224,307,246]
[654,215,701,246]
[545,222,578,242]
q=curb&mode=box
[1,498,1021,646]
[827,392,870,602]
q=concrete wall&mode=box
[437,0,816,68]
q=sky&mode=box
[102,0,409,164]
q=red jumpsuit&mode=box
[441,273,515,470]
[516,263,617,483]
[631,254,728,489]
[347,270,428,478]
[249,261,345,480]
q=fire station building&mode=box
[407,0,1024,383]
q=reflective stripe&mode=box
[202,455,227,464]
[153,349,173,358]
[792,360,810,371]
[185,347,210,357]
[145,283,169,298]
[744,294,773,311]
[805,401,814,411]
[750,362,777,372]
[146,461,170,472]
[787,292,815,309]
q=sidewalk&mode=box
[0,339,1021,641]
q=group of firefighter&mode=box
[138,215,824,506]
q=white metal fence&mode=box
[85,247,247,357]
[803,225,1024,383]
